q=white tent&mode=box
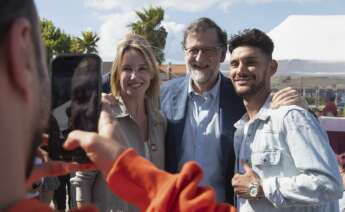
[223,15,345,76]
[268,15,345,77]
[268,15,345,62]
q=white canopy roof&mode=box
[268,15,345,61]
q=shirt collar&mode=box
[187,73,221,100]
[111,96,129,118]
[234,95,272,129]
[111,96,162,124]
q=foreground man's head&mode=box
[0,1,51,207]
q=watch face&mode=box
[249,184,258,197]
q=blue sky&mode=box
[34,0,345,63]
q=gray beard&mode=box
[189,68,214,85]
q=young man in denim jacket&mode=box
[229,29,342,212]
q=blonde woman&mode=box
[71,33,166,212]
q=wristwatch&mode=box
[248,182,261,198]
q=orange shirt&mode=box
[8,148,236,212]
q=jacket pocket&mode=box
[251,150,281,167]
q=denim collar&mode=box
[234,95,272,129]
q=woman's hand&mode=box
[98,93,127,145]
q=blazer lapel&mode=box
[165,76,189,173]
[172,77,189,121]
[219,74,245,203]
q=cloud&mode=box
[161,20,186,63]
[96,11,187,63]
[84,0,233,12]
[84,0,162,11]
[242,0,323,3]
[86,0,323,62]
[84,0,323,12]
[84,0,133,10]
[97,13,186,63]
[97,11,136,61]
[161,0,221,12]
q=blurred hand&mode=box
[27,96,129,188]
[26,160,95,189]
[64,130,125,176]
[98,93,127,144]
[36,134,49,162]
[271,87,308,109]
[26,134,96,189]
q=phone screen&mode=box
[49,54,102,163]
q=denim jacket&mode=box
[234,96,342,212]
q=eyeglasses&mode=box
[184,46,222,57]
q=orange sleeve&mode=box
[106,148,236,212]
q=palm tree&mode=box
[129,6,168,64]
[71,31,100,54]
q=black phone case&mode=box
[48,53,102,163]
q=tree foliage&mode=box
[71,31,100,54]
[40,18,100,63]
[129,6,168,64]
[40,18,72,62]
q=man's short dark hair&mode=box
[228,28,274,58]
[0,0,44,79]
[182,17,227,51]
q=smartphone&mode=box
[48,54,102,163]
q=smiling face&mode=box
[119,48,153,99]
[230,46,276,98]
[184,29,225,89]
[70,58,99,131]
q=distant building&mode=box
[159,63,186,81]
[102,61,112,75]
